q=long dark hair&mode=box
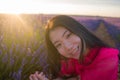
[45,15,109,79]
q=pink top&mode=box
[60,47,119,80]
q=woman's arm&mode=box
[29,71,80,80]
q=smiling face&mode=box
[49,26,82,59]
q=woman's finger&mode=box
[29,74,34,80]
[37,72,47,80]
[32,74,39,80]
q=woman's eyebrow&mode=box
[62,30,68,37]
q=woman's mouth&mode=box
[71,46,80,55]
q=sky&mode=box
[0,0,120,17]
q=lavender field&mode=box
[0,14,120,80]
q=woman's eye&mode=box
[66,33,72,39]
[56,44,61,48]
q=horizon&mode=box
[0,0,120,18]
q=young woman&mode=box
[29,15,119,80]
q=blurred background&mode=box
[0,0,120,80]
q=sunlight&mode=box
[0,0,93,15]
[0,0,77,14]
[0,0,120,17]
[1,14,34,42]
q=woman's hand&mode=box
[29,71,49,80]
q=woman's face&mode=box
[49,26,82,59]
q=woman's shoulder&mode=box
[100,47,119,55]
[97,47,119,60]
[90,47,119,68]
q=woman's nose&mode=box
[63,41,72,50]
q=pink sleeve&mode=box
[81,48,119,80]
